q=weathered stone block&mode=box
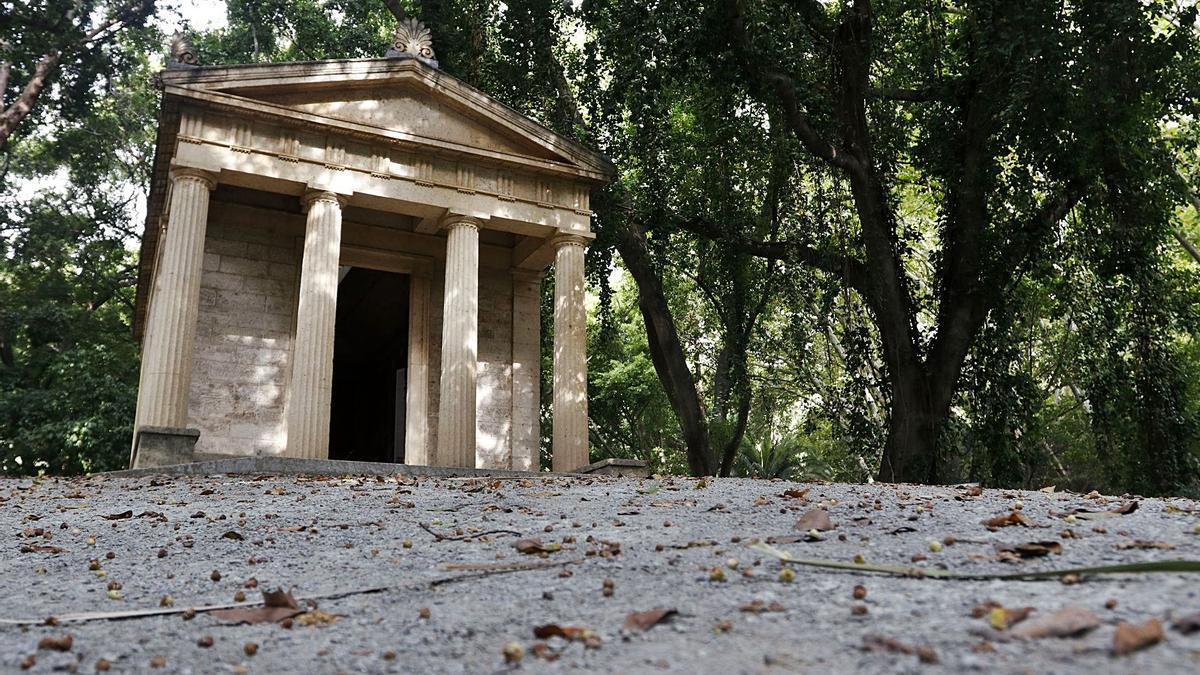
[133,426,200,468]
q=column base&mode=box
[132,426,200,469]
[574,458,650,478]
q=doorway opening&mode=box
[328,267,410,463]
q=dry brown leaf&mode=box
[210,588,302,625]
[987,606,1035,630]
[623,608,678,631]
[100,511,133,520]
[740,600,786,614]
[861,635,939,664]
[1116,540,1175,551]
[20,545,66,554]
[533,624,596,642]
[514,538,561,554]
[1113,618,1164,656]
[781,488,811,500]
[794,509,834,532]
[37,635,73,651]
[1071,501,1139,520]
[983,511,1035,529]
[995,541,1063,559]
[1011,607,1100,639]
[530,642,560,661]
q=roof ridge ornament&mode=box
[167,29,199,70]
[387,17,439,68]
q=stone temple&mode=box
[130,22,612,473]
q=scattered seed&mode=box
[851,604,869,616]
[853,585,867,600]
[197,635,214,648]
[419,607,431,619]
[779,568,796,583]
[244,642,259,656]
[95,658,111,671]
[210,570,222,582]
[149,655,166,669]
[502,642,525,663]
[234,591,246,602]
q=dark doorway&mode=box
[328,267,409,463]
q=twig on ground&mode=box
[418,522,522,541]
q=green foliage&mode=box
[4,1,1200,494]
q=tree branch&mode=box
[674,216,875,306]
[723,0,864,177]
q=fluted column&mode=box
[552,234,589,472]
[134,168,217,439]
[436,216,481,468]
[285,191,346,459]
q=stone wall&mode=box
[187,204,300,456]
[182,201,532,469]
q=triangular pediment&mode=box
[160,58,613,181]
[239,81,560,161]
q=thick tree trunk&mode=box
[879,367,952,484]
[612,218,716,475]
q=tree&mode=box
[578,0,1199,483]
[0,0,156,149]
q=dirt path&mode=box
[2,473,1199,673]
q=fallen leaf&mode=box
[995,541,1063,559]
[20,545,66,554]
[1113,618,1164,656]
[794,509,834,532]
[1170,612,1200,634]
[781,489,810,500]
[514,538,561,554]
[221,531,245,541]
[1011,607,1100,638]
[983,512,1035,529]
[1071,501,1139,520]
[623,608,678,631]
[100,511,133,521]
[533,624,596,642]
[37,635,73,651]
[987,606,1035,630]
[740,600,786,614]
[210,588,302,625]
[1116,540,1175,551]
[861,635,939,664]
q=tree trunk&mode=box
[611,218,716,475]
[878,365,953,484]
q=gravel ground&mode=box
[2,473,1200,674]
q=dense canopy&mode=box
[3,0,1200,496]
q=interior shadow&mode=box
[328,267,410,463]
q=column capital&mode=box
[169,167,217,190]
[301,190,347,211]
[440,213,482,231]
[551,233,590,250]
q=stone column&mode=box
[511,269,542,472]
[285,191,345,460]
[404,275,431,465]
[552,234,589,472]
[134,168,217,437]
[436,216,481,468]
